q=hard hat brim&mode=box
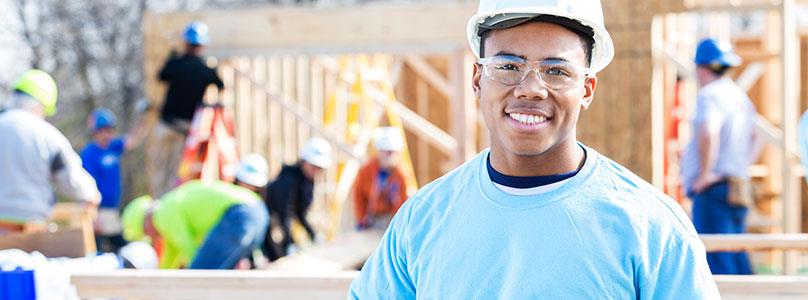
[467,8,614,73]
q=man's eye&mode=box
[495,63,520,71]
[544,68,570,77]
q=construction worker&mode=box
[121,154,269,269]
[352,127,410,230]
[149,21,224,198]
[0,70,100,234]
[681,38,761,275]
[81,106,149,252]
[263,137,332,261]
[351,0,719,298]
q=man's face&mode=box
[473,22,596,160]
[301,161,324,180]
[377,150,401,169]
[93,127,116,147]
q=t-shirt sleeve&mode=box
[159,59,174,82]
[348,209,416,299]
[51,131,100,204]
[210,67,224,89]
[110,137,126,154]
[638,236,719,299]
[693,94,723,131]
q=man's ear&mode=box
[581,76,597,110]
[472,63,482,99]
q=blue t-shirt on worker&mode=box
[80,137,125,208]
[349,145,719,299]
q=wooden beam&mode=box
[403,55,452,99]
[701,234,808,251]
[229,66,359,160]
[72,270,357,300]
[363,86,457,156]
[780,0,801,275]
[72,271,808,300]
[0,229,93,258]
[449,48,477,163]
[144,3,475,56]
[268,229,383,272]
[716,275,808,299]
[680,0,782,12]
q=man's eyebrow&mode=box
[542,57,571,63]
[493,52,526,60]
[492,53,573,64]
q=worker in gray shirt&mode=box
[0,70,100,234]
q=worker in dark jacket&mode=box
[263,138,332,261]
[149,21,224,198]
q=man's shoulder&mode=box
[394,153,482,221]
[589,151,698,239]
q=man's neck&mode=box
[489,139,584,177]
[699,75,722,88]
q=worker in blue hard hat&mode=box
[681,38,762,275]
[149,21,225,198]
[0,70,100,234]
[81,104,150,253]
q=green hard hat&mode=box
[121,195,154,242]
[13,69,58,116]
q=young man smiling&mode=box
[349,0,718,298]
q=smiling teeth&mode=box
[509,113,546,125]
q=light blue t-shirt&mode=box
[350,145,718,299]
[681,78,757,193]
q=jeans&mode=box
[189,203,269,269]
[691,181,753,275]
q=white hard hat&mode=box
[300,137,332,169]
[467,0,615,73]
[374,127,405,152]
[235,154,269,187]
[118,242,159,270]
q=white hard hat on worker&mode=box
[235,154,270,188]
[467,0,614,73]
[301,137,333,169]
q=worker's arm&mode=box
[748,120,765,166]
[158,54,176,82]
[295,182,316,240]
[692,97,723,193]
[353,168,370,228]
[123,99,152,152]
[51,133,101,206]
[394,169,410,212]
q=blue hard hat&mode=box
[183,21,209,46]
[695,38,741,67]
[89,108,117,132]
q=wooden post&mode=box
[449,48,476,165]
[780,0,801,275]
[283,56,296,164]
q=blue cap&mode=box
[695,38,741,67]
[89,108,117,133]
[183,21,209,46]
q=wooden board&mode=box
[71,270,808,300]
[701,234,808,251]
[72,270,357,300]
[717,275,808,300]
[0,229,92,258]
[267,229,384,272]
